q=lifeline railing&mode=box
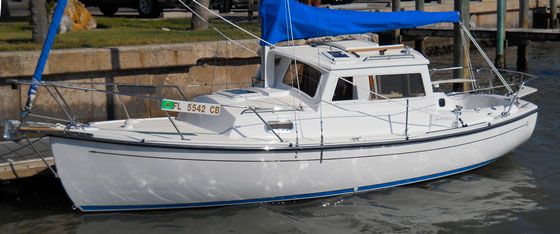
[4,64,538,144]
[429,67,537,96]
[5,79,299,143]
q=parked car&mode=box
[209,0,257,12]
[80,0,179,18]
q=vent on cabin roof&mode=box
[321,50,353,62]
[326,51,349,58]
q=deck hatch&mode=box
[224,89,257,95]
[326,51,349,58]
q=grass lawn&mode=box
[0,17,261,51]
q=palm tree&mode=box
[30,0,48,43]
[191,0,209,30]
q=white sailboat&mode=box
[4,0,538,212]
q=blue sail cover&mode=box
[22,0,68,118]
[260,0,460,45]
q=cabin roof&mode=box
[270,40,430,71]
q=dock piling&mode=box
[517,0,529,71]
[414,0,425,53]
[392,0,402,44]
[392,0,401,13]
[415,0,424,11]
[496,0,507,69]
[453,0,470,92]
[248,0,254,21]
[551,0,558,28]
[219,0,232,13]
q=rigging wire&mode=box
[172,3,524,123]
[284,0,305,142]
[460,23,514,93]
[184,0,441,116]
[460,28,478,90]
[189,0,275,47]
[285,0,303,108]
[310,3,326,152]
[177,0,258,55]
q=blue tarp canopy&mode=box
[259,0,460,45]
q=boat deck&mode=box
[66,98,534,149]
[57,116,425,150]
[88,118,284,145]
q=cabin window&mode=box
[282,61,322,98]
[332,77,354,101]
[376,73,425,99]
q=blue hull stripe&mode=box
[80,159,496,212]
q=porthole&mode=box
[438,98,446,107]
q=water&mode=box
[1,43,559,233]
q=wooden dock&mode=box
[402,27,560,42]
[0,138,54,181]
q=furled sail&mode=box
[260,0,460,45]
[22,0,68,118]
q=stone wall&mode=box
[0,40,260,125]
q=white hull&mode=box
[50,112,537,212]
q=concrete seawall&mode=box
[0,40,260,125]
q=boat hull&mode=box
[50,112,537,212]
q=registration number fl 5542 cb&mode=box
[160,99,221,116]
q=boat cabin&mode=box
[176,40,450,141]
[259,40,433,105]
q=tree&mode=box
[191,0,209,30]
[30,0,49,43]
[1,0,10,19]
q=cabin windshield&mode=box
[332,73,426,101]
[281,60,322,98]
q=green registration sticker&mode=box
[160,99,222,116]
[161,100,176,110]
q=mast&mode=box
[260,46,275,88]
[21,0,68,118]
